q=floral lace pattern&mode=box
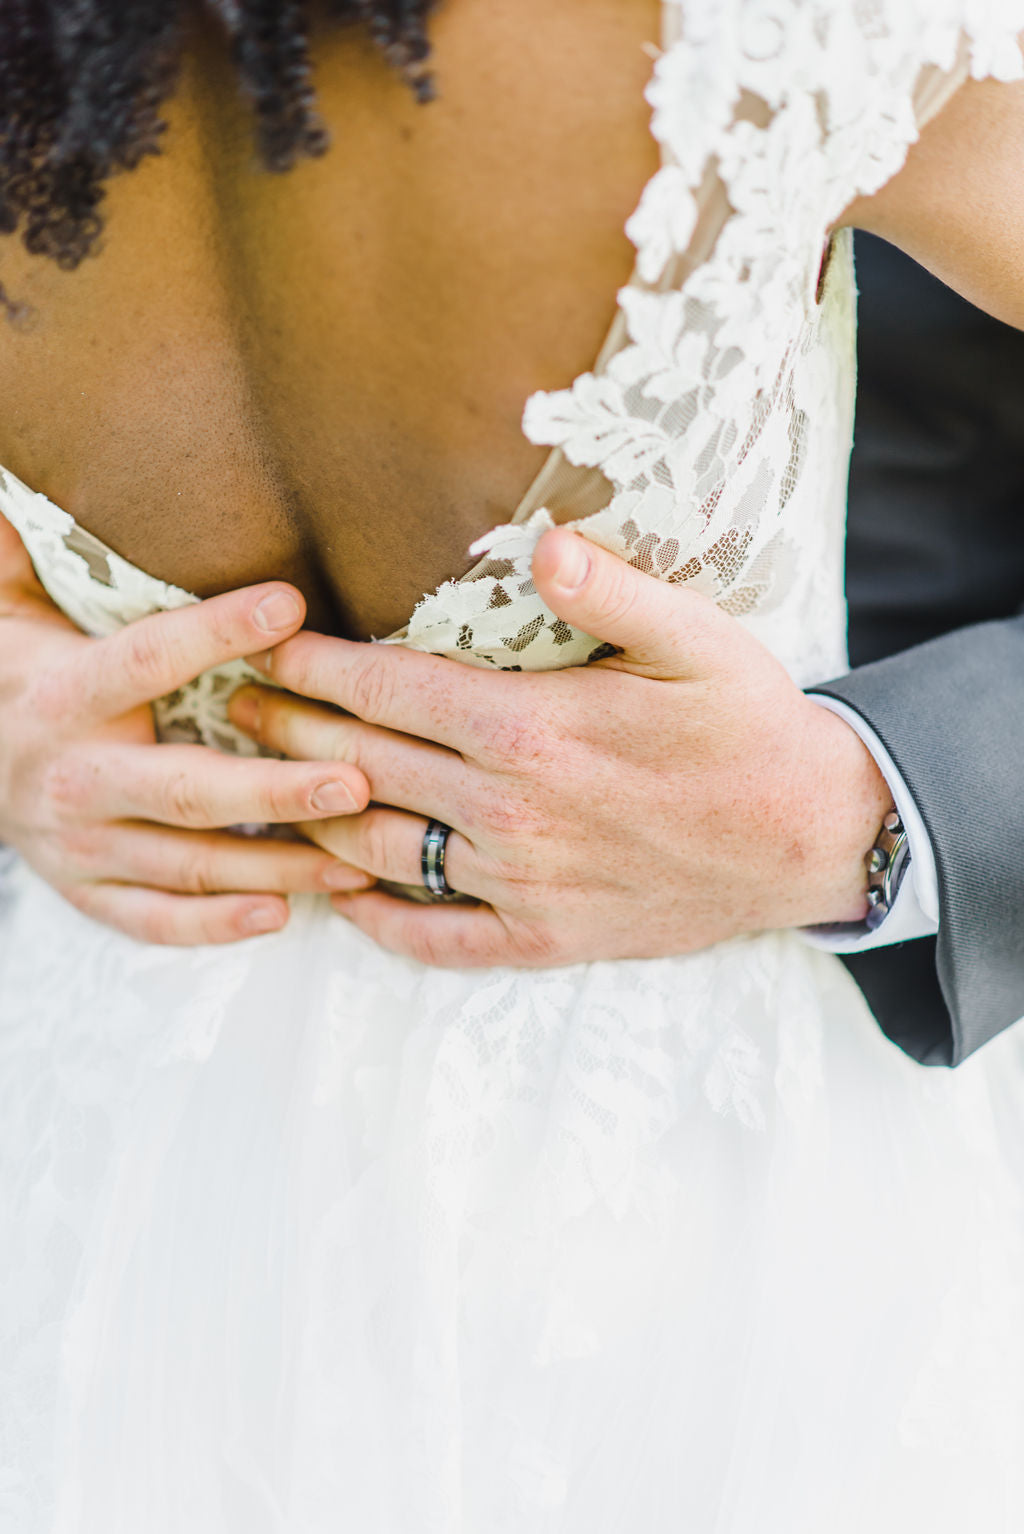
[6,13,1019,697]
[0,465,268,756]
[3,6,1024,1531]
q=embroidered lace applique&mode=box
[2,8,1022,709]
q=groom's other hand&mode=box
[232,528,892,969]
[0,516,372,946]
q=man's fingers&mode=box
[250,630,516,755]
[64,883,293,947]
[300,808,486,900]
[228,685,472,818]
[58,742,371,829]
[69,582,308,721]
[62,822,372,895]
[229,688,380,763]
[531,527,733,678]
[329,888,524,969]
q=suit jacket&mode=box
[816,234,1024,1066]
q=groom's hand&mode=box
[231,528,892,968]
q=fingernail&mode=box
[322,864,374,891]
[242,903,286,935]
[253,590,302,634]
[310,780,358,814]
[230,689,261,732]
[554,536,591,591]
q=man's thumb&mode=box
[532,526,727,676]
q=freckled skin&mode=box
[0,0,661,639]
[1,14,1020,949]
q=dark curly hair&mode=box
[0,0,436,271]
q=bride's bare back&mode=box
[0,0,660,639]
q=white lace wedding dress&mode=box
[4,5,1024,1531]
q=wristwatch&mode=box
[865,810,911,931]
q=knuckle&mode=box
[119,622,169,694]
[349,654,396,724]
[323,718,358,765]
[207,595,252,653]
[177,844,219,895]
[41,756,90,819]
[482,792,546,844]
[597,565,643,629]
[356,815,391,874]
[478,707,551,772]
[161,770,211,826]
[259,772,302,823]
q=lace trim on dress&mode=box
[0,464,269,754]
[395,5,1024,671]
[0,6,1022,716]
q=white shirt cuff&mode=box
[800,694,940,953]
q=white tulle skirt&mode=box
[3,853,1024,1534]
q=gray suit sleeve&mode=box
[813,614,1024,1067]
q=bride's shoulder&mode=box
[654,2,1024,263]
[660,1,1024,129]
[823,3,1024,332]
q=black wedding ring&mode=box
[421,820,455,898]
